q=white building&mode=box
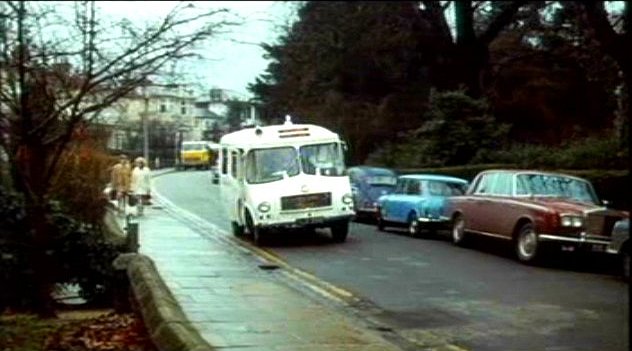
[192,88,263,141]
[99,81,197,150]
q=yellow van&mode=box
[179,141,212,170]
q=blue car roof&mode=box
[349,166,397,176]
[399,174,468,183]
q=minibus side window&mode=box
[221,148,228,174]
[230,150,238,178]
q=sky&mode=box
[94,1,298,99]
[40,1,626,100]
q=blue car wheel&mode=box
[408,213,420,237]
[377,208,386,232]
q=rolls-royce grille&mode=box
[585,213,621,237]
[281,192,332,211]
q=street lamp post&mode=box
[142,92,149,163]
[174,125,188,169]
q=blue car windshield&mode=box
[366,175,397,186]
[425,180,467,196]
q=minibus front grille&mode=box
[281,192,332,211]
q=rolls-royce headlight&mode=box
[560,215,583,227]
[258,202,271,213]
[571,216,583,227]
[342,194,353,204]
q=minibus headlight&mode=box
[258,202,271,213]
[342,194,353,204]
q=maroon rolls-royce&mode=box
[446,169,629,263]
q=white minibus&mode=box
[216,116,355,245]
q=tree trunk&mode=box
[459,47,487,99]
[623,68,631,180]
[16,142,57,318]
[28,201,57,318]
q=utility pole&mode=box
[142,88,149,162]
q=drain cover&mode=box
[374,326,395,332]
[258,263,280,270]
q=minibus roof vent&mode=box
[278,126,310,138]
[284,115,293,125]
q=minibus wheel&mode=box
[252,227,266,246]
[245,210,266,246]
[331,221,349,243]
[231,221,244,237]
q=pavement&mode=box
[112,172,404,351]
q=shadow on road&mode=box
[370,227,623,279]
[352,216,377,225]
[237,228,345,248]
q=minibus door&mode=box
[225,148,245,225]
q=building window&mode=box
[210,89,222,102]
[160,103,166,113]
[181,107,186,115]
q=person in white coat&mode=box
[130,157,152,216]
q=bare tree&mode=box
[419,0,528,97]
[0,0,237,316]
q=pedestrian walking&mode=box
[110,154,131,214]
[130,157,152,216]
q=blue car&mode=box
[348,166,398,219]
[377,174,469,236]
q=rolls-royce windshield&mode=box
[515,173,598,204]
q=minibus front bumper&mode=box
[258,214,354,230]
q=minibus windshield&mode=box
[246,147,300,184]
[299,143,345,177]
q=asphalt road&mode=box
[154,170,629,351]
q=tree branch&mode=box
[455,1,475,45]
[582,2,625,63]
[421,0,453,44]
[479,0,528,46]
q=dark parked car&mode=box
[446,169,628,264]
[606,218,630,280]
[348,166,397,219]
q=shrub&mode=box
[365,90,510,168]
[49,143,118,226]
[50,204,125,304]
[471,134,627,170]
[364,137,443,169]
[396,163,519,181]
[0,186,124,310]
[0,187,31,310]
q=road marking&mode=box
[151,173,470,351]
[151,190,359,305]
